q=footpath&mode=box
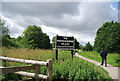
[75,53,120,81]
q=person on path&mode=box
[100,49,107,67]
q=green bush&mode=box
[1,73,22,81]
[51,57,111,80]
[2,37,18,47]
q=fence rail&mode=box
[0,56,52,81]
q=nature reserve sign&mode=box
[55,35,75,60]
[55,35,75,50]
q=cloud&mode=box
[2,16,25,37]
[2,2,80,18]
[2,0,120,2]
[1,2,118,45]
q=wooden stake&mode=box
[56,49,58,60]
[34,65,40,81]
[47,59,52,81]
[71,50,74,58]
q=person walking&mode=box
[100,49,107,67]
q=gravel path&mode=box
[75,53,120,81]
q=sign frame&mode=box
[55,35,75,50]
[55,35,75,60]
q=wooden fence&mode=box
[0,56,52,81]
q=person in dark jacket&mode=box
[100,49,107,67]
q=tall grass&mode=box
[1,47,112,81]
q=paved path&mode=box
[75,53,120,81]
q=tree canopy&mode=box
[22,25,51,49]
[0,18,9,36]
[0,18,18,47]
[0,19,51,49]
[83,42,93,51]
[74,38,80,49]
[94,21,120,53]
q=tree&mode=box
[0,18,18,47]
[2,37,18,47]
[0,18,9,37]
[79,44,84,50]
[22,25,51,49]
[83,42,93,51]
[75,38,79,49]
[52,36,56,48]
[94,21,120,53]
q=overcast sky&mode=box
[1,1,119,45]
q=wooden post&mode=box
[71,50,74,58]
[55,35,58,61]
[34,65,40,81]
[47,59,52,81]
[3,60,7,67]
[56,49,58,60]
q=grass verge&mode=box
[78,51,120,68]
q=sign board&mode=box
[55,35,75,50]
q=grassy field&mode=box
[78,51,120,67]
[0,47,112,81]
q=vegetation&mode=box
[78,51,120,67]
[0,19,51,49]
[0,18,9,36]
[0,18,18,47]
[74,39,80,49]
[94,21,120,53]
[1,47,112,80]
[52,36,55,48]
[1,18,119,54]
[83,42,93,51]
[21,25,51,49]
[1,18,119,81]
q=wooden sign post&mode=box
[71,50,74,58]
[55,49,58,60]
[55,35,75,60]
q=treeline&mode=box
[1,19,51,49]
[0,18,120,53]
[0,18,80,50]
[0,17,93,51]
